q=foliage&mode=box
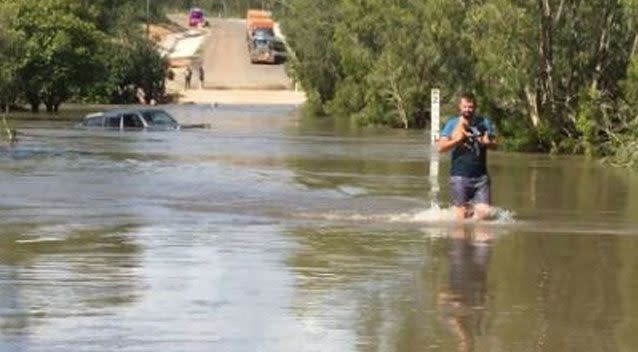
[14,0,109,112]
[115,37,168,104]
[0,2,24,109]
[609,53,638,167]
[0,0,169,111]
[280,0,638,162]
[278,0,341,116]
[86,36,168,104]
[154,0,271,18]
[78,0,145,33]
[574,87,606,156]
[622,55,638,108]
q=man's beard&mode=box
[462,111,474,119]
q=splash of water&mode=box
[388,203,456,223]
[389,203,516,224]
[298,203,516,225]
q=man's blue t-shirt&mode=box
[440,116,496,177]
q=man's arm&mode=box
[436,118,468,153]
[479,134,497,149]
[479,117,497,149]
[436,135,462,153]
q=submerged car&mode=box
[78,108,181,131]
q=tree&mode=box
[0,2,24,110]
[11,0,105,112]
[361,0,473,128]
[465,0,636,152]
[278,0,341,115]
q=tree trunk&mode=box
[29,100,39,113]
[386,73,409,129]
[538,0,555,116]
[26,90,40,113]
[591,10,614,92]
[525,84,541,127]
[553,0,566,24]
[44,95,54,112]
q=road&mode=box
[200,18,293,90]
[164,17,304,104]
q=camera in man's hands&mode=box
[465,126,483,143]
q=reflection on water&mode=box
[283,224,498,352]
[437,225,492,352]
[0,224,142,349]
[1,105,638,351]
[285,224,634,352]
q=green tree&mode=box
[466,0,635,152]
[85,35,167,104]
[78,0,147,34]
[278,0,341,116]
[281,0,638,159]
[621,0,638,108]
[0,2,24,110]
[11,0,105,112]
[281,0,475,127]
[361,0,472,128]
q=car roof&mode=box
[108,108,167,114]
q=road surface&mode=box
[163,17,304,105]
[201,18,293,90]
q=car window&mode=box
[255,39,270,47]
[254,28,274,37]
[86,116,103,127]
[105,116,121,128]
[123,113,144,128]
[142,110,177,126]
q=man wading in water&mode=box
[436,93,497,220]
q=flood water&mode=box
[2,104,638,352]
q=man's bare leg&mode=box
[453,205,471,220]
[472,203,492,220]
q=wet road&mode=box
[2,105,638,351]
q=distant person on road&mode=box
[198,65,205,89]
[436,93,497,220]
[184,66,192,89]
[136,86,146,104]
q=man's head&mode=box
[458,93,476,120]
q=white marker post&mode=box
[430,89,440,145]
[429,89,440,207]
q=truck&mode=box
[245,9,286,64]
[246,13,274,42]
[249,33,286,64]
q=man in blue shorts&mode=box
[436,93,497,220]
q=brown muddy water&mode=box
[1,104,638,352]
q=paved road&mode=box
[200,18,293,90]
